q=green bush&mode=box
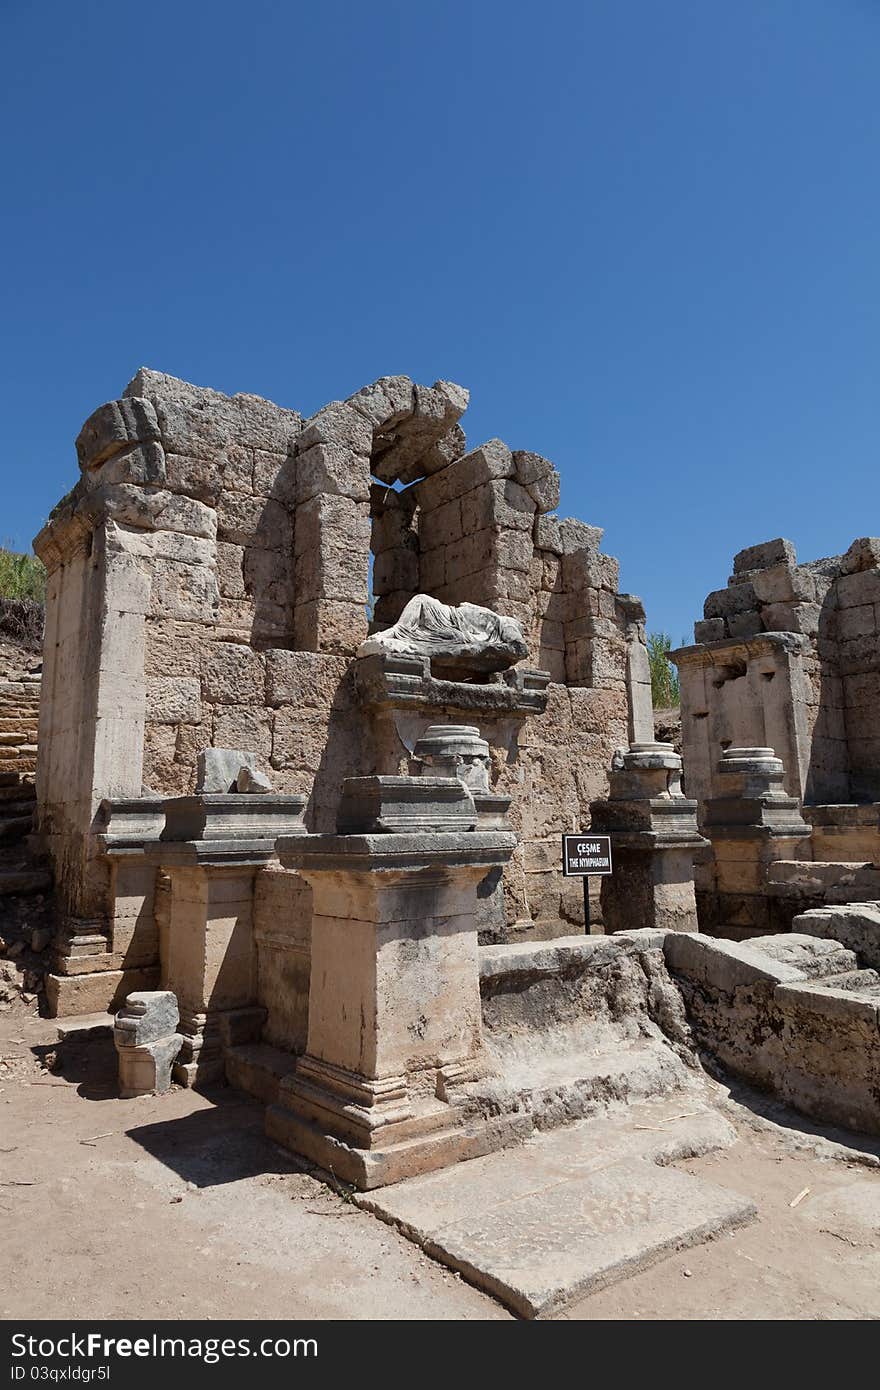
[647,632,680,708]
[0,547,46,603]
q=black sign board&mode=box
[561,833,613,877]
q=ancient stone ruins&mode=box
[5,367,879,1313]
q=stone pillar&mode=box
[150,792,306,1084]
[267,784,516,1189]
[700,746,811,938]
[590,742,706,934]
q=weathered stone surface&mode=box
[512,451,561,513]
[202,643,266,706]
[733,538,797,574]
[294,442,371,504]
[76,397,161,470]
[146,676,202,725]
[703,582,757,620]
[840,536,880,574]
[195,747,262,794]
[363,1143,753,1318]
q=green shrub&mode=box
[647,632,680,708]
[0,546,46,603]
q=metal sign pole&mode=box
[583,876,590,935]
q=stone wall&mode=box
[35,370,646,949]
[674,535,880,823]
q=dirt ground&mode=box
[1,1007,879,1322]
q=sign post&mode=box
[561,833,613,933]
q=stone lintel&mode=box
[670,631,809,668]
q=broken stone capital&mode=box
[114,990,183,1097]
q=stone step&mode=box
[0,782,35,803]
[476,1040,691,1134]
[0,866,52,896]
[56,1012,115,1041]
[358,1098,755,1318]
[0,815,35,844]
[810,968,880,994]
[225,1042,298,1105]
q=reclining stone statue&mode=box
[358,594,528,674]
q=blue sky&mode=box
[1,0,877,640]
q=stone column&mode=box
[268,813,516,1189]
[700,746,811,938]
[590,743,706,934]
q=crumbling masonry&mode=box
[34,370,653,1019]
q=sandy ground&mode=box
[1,1007,878,1322]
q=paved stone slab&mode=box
[56,1012,115,1040]
[361,1101,755,1318]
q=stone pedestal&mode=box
[113,990,183,1097]
[590,743,707,934]
[45,797,165,1018]
[267,824,516,1189]
[700,747,811,937]
[149,793,306,1085]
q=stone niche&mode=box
[35,368,652,1018]
[673,536,880,935]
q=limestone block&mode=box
[535,515,563,554]
[226,394,302,454]
[416,421,468,477]
[293,494,371,602]
[694,617,726,642]
[761,602,820,635]
[347,375,416,429]
[752,563,816,605]
[703,582,757,620]
[253,449,295,501]
[373,547,419,595]
[836,568,880,609]
[236,765,273,793]
[163,453,224,504]
[146,676,202,725]
[242,546,293,606]
[837,604,877,641]
[91,485,217,539]
[838,634,880,676]
[265,650,350,710]
[418,546,446,591]
[512,451,560,512]
[559,517,604,555]
[414,440,515,513]
[196,746,262,793]
[150,559,220,623]
[294,442,371,505]
[212,707,272,760]
[270,709,334,772]
[293,599,367,654]
[728,611,763,638]
[418,495,462,548]
[840,537,880,574]
[298,400,374,455]
[844,671,880,708]
[217,493,290,550]
[216,542,245,599]
[76,397,161,470]
[202,643,266,705]
[461,479,536,534]
[733,538,797,574]
[86,442,166,489]
[370,381,470,485]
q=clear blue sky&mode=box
[2,1,877,640]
